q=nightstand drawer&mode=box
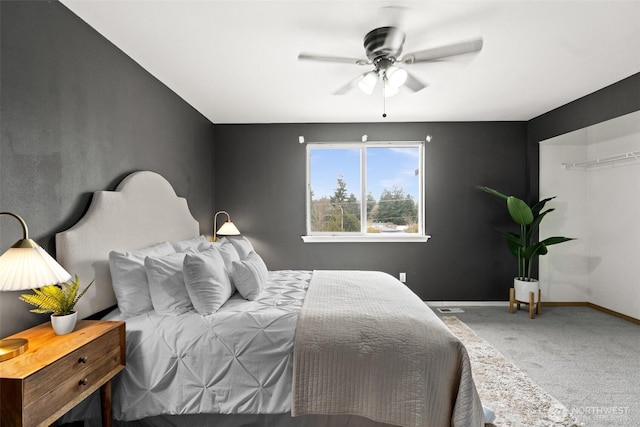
[22,326,122,406]
[24,347,122,426]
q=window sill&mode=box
[301,235,431,243]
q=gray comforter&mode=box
[292,270,484,427]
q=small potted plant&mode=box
[20,275,93,335]
[478,186,574,304]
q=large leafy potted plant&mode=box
[478,186,574,303]
[20,275,93,335]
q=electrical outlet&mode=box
[399,272,406,283]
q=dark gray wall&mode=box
[0,1,215,336]
[214,122,528,301]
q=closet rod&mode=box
[562,150,640,169]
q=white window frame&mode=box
[302,141,430,243]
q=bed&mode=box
[56,171,485,427]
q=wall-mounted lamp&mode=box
[361,134,368,142]
[212,211,241,242]
[298,136,305,144]
[426,135,432,142]
[0,212,72,361]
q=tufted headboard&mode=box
[56,171,200,319]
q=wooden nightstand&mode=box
[0,320,125,427]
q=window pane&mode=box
[366,146,420,234]
[309,148,361,232]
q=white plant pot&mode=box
[51,311,78,335]
[514,278,540,303]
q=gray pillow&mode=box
[216,240,240,293]
[145,252,194,315]
[170,235,208,252]
[183,248,232,315]
[197,237,226,252]
[228,236,254,259]
[109,241,175,317]
[217,240,240,271]
[230,251,268,300]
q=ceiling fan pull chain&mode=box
[382,90,387,118]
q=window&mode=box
[304,141,429,242]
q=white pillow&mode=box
[197,237,226,252]
[183,248,232,315]
[217,240,240,293]
[228,236,254,259]
[230,251,268,300]
[145,252,194,315]
[216,240,240,271]
[109,241,175,317]
[171,235,208,252]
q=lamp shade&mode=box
[0,212,72,291]
[0,243,72,291]
[217,221,240,236]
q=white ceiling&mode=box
[60,0,640,124]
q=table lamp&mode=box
[212,210,240,242]
[0,212,72,361]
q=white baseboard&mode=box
[426,301,509,307]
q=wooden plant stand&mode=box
[509,287,542,319]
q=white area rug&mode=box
[441,316,584,427]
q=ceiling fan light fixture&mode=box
[386,66,408,88]
[357,71,378,95]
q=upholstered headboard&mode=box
[56,171,200,319]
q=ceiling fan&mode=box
[298,26,483,98]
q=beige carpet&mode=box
[441,316,584,427]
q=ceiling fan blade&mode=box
[403,71,427,92]
[298,53,369,65]
[332,74,363,95]
[402,37,483,64]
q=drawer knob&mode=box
[78,356,88,363]
[79,378,88,386]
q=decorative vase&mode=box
[514,278,540,303]
[51,311,78,335]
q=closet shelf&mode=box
[562,150,640,169]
